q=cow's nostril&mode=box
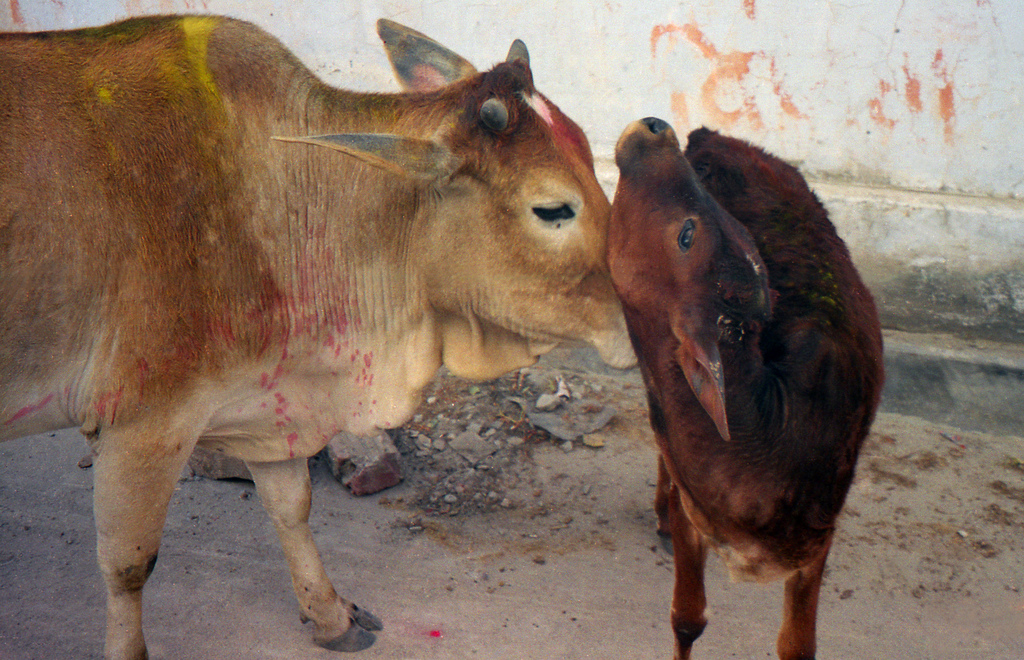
[641,117,671,135]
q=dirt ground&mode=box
[2,346,1023,659]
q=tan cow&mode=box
[0,15,633,659]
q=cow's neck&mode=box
[715,337,778,441]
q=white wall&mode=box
[4,0,1023,340]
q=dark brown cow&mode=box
[608,118,883,659]
[0,15,634,659]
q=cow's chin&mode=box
[436,311,559,380]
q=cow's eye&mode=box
[533,204,575,222]
[678,219,695,251]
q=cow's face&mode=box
[415,61,634,378]
[608,118,770,440]
[282,23,633,378]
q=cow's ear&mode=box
[273,134,460,180]
[376,19,478,91]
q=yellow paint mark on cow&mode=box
[157,16,223,110]
[179,16,221,105]
[96,86,114,105]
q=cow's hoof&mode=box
[657,528,673,554]
[352,604,383,632]
[318,623,377,653]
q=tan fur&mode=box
[1,15,632,659]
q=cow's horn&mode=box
[506,39,529,65]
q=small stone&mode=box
[449,428,498,460]
[535,393,563,411]
[443,494,458,504]
[582,433,607,448]
[560,440,574,452]
[326,431,403,496]
[415,435,434,451]
[528,400,617,441]
[508,436,525,446]
[426,396,437,405]
[432,437,447,451]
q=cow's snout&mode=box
[640,116,671,135]
[614,117,681,176]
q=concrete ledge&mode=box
[880,330,1024,437]
[813,180,1024,344]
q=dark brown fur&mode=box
[608,119,883,660]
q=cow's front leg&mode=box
[664,472,709,660]
[92,429,192,660]
[776,539,831,660]
[247,457,381,652]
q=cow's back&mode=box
[0,17,296,436]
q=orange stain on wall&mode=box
[652,22,804,131]
[903,65,923,113]
[670,91,690,131]
[931,49,956,145]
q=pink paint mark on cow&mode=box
[286,432,298,458]
[525,93,555,127]
[136,357,150,395]
[94,388,123,423]
[259,364,285,391]
[5,393,54,425]
[363,352,372,369]
[208,315,236,345]
[522,93,593,167]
